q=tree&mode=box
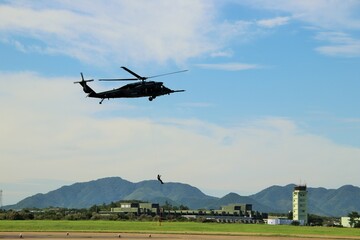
[287,211,293,220]
[291,220,300,226]
[89,205,99,213]
[348,211,360,228]
[308,214,324,226]
[161,201,173,210]
[179,205,189,210]
[6,211,23,220]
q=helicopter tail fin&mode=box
[74,73,96,96]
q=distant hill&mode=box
[127,180,218,209]
[6,177,217,210]
[309,185,360,216]
[205,192,276,213]
[250,184,360,216]
[8,177,135,209]
[250,184,295,212]
[5,177,360,216]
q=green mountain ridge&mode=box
[4,177,360,216]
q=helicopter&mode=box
[74,66,187,104]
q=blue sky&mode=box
[1,0,360,206]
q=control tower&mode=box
[292,185,308,225]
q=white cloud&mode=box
[242,0,360,30]
[210,49,234,58]
[196,62,260,71]
[315,31,360,57]
[1,0,360,64]
[1,72,360,204]
[0,1,291,67]
[239,0,360,57]
[0,0,217,65]
[257,16,291,28]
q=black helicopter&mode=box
[74,66,187,104]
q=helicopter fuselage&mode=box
[85,81,181,103]
[75,67,186,104]
[94,81,168,98]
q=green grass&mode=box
[1,220,360,238]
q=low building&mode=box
[266,218,293,225]
[221,203,252,215]
[265,217,306,225]
[111,202,159,216]
[110,202,267,223]
[341,217,360,228]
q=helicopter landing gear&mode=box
[149,96,156,101]
[99,98,105,104]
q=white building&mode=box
[266,218,293,225]
[341,217,360,228]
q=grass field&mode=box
[1,220,360,238]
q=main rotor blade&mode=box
[121,66,145,80]
[147,69,188,79]
[99,78,138,81]
[105,67,188,82]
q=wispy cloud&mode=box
[196,62,260,71]
[239,0,360,57]
[0,1,299,66]
[241,0,360,30]
[315,31,360,57]
[0,1,218,65]
[210,49,234,58]
[257,16,291,28]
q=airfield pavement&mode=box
[1,232,360,240]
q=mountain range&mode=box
[5,177,360,217]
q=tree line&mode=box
[1,203,359,227]
[0,200,190,221]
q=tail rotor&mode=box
[74,72,94,84]
[74,73,95,95]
